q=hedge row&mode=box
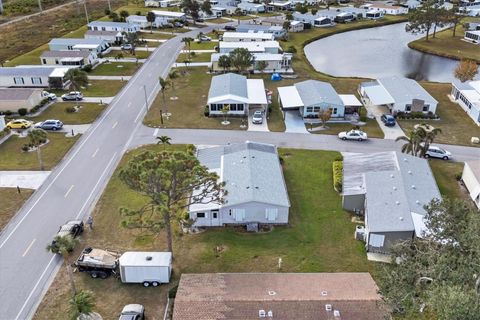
[333,160,343,193]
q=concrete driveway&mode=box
[365,103,405,140]
[248,110,269,132]
[0,171,51,189]
[284,110,308,134]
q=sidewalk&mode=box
[110,46,155,52]
[174,62,211,67]
[0,171,51,189]
[99,57,147,63]
[82,97,114,104]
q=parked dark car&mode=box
[381,114,396,126]
[224,25,236,31]
[35,119,63,131]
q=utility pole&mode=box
[107,0,111,12]
[37,0,43,12]
[0,0,4,14]
[80,0,89,24]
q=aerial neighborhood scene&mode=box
[0,0,479,317]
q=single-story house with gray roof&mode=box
[48,38,110,53]
[87,21,140,33]
[359,76,438,114]
[237,1,265,13]
[0,66,71,89]
[84,30,124,44]
[207,73,268,115]
[189,142,290,227]
[277,80,346,118]
[342,151,441,253]
[0,88,43,112]
[40,50,98,67]
[235,24,287,39]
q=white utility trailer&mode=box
[119,251,172,287]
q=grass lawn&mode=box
[429,160,466,200]
[253,12,282,17]
[90,62,141,76]
[51,80,125,97]
[28,102,106,124]
[408,24,480,63]
[207,18,232,24]
[189,41,217,50]
[34,145,373,319]
[398,83,480,147]
[104,49,151,59]
[176,52,212,62]
[140,31,175,40]
[5,44,47,66]
[144,68,245,130]
[310,120,384,139]
[0,188,34,231]
[0,134,80,171]
[62,26,88,39]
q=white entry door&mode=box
[211,210,219,226]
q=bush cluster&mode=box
[29,98,49,114]
[65,106,77,113]
[396,111,438,120]
[22,138,47,152]
[332,160,343,193]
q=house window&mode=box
[237,104,244,111]
[55,59,59,64]
[42,59,47,64]
[313,106,320,112]
[67,46,73,50]
[14,77,24,85]
[306,107,313,113]
[330,107,337,115]
[423,105,429,112]
[31,77,42,85]
[405,104,412,111]
[230,104,237,111]
[212,211,218,219]
[196,212,205,218]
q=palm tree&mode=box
[218,55,231,73]
[396,129,423,157]
[221,105,230,124]
[69,290,96,320]
[124,32,139,55]
[146,11,156,33]
[181,37,194,56]
[168,70,179,100]
[416,124,442,157]
[27,129,47,171]
[159,77,169,124]
[46,234,80,296]
[64,68,88,91]
[156,135,172,150]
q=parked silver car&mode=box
[425,145,452,160]
[252,110,263,124]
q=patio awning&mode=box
[278,86,303,109]
[339,94,363,107]
[363,85,395,105]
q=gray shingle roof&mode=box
[85,30,121,36]
[196,142,289,208]
[295,80,344,107]
[49,38,105,45]
[208,73,248,100]
[0,88,41,100]
[40,50,91,58]
[0,67,57,77]
[88,21,135,28]
[377,76,438,105]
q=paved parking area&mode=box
[284,111,308,134]
[364,103,405,140]
[248,110,269,132]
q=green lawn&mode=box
[62,26,88,39]
[104,49,151,59]
[0,188,34,231]
[207,18,232,24]
[50,80,125,97]
[310,120,384,139]
[189,41,217,50]
[34,145,374,319]
[398,83,480,147]
[28,102,106,124]
[140,31,175,40]
[429,160,466,200]
[176,52,212,62]
[90,62,141,76]
[408,24,480,63]
[5,44,47,66]
[0,134,80,171]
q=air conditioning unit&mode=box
[355,225,365,241]
[325,304,332,311]
[334,310,341,317]
[267,310,273,317]
[259,310,266,318]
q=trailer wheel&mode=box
[99,272,108,279]
[90,272,98,279]
[143,281,151,287]
[152,281,160,287]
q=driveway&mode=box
[248,110,269,132]
[284,110,308,134]
[365,103,405,140]
[0,171,51,189]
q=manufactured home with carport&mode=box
[48,38,110,54]
[188,142,290,228]
[87,21,140,33]
[0,66,71,89]
[40,50,98,67]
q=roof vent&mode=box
[246,186,250,189]
[408,170,412,175]
[393,186,397,191]
[146,256,152,261]
[334,310,341,317]
[395,201,400,205]
[416,200,420,204]
[255,186,259,189]
[267,310,273,318]
[325,304,332,311]
[390,174,394,178]
[403,158,408,162]
[268,290,276,296]
[259,310,266,318]
[399,217,404,221]
[321,291,328,296]
[411,185,416,189]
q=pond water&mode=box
[304,22,477,83]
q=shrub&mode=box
[83,64,93,72]
[332,161,343,192]
[286,45,297,53]
[186,144,196,155]
[168,285,178,298]
[4,110,12,116]
[21,144,30,152]
[455,172,462,181]
[65,106,77,113]
[204,105,210,117]
[30,106,39,114]
[18,108,28,116]
[136,11,141,15]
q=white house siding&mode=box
[301,102,345,118]
[190,202,289,227]
[0,75,51,88]
[0,92,43,112]
[209,100,247,116]
[462,162,480,209]
[451,84,480,126]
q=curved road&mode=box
[0,23,479,320]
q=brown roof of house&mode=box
[85,30,122,36]
[0,88,41,100]
[40,50,91,58]
[173,273,388,320]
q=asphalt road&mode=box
[0,27,212,320]
[134,127,480,162]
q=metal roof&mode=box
[247,79,268,105]
[88,21,136,28]
[236,24,284,32]
[49,38,106,45]
[222,31,274,40]
[219,41,280,53]
[294,80,344,107]
[208,73,248,102]
[362,83,395,105]
[41,50,91,58]
[377,76,438,105]
[0,88,41,100]
[278,86,304,109]
[0,66,58,77]
[85,30,122,36]
[118,251,172,267]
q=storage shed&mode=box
[119,251,172,285]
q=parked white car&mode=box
[338,130,368,141]
[252,110,263,124]
[42,91,57,101]
[425,145,452,160]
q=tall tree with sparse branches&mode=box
[147,11,156,33]
[229,48,254,73]
[454,59,479,82]
[119,150,226,255]
[65,68,88,91]
[168,70,179,100]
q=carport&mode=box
[362,84,395,107]
[277,86,303,111]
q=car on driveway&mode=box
[121,43,133,50]
[42,91,57,101]
[338,129,368,141]
[198,35,211,42]
[6,119,32,129]
[35,119,63,131]
[252,110,263,124]
[424,145,452,160]
[61,91,83,101]
[119,304,145,320]
[380,114,396,126]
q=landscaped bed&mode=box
[28,102,106,125]
[90,62,141,76]
[0,134,80,171]
[34,145,374,319]
[309,121,384,139]
[399,82,480,147]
